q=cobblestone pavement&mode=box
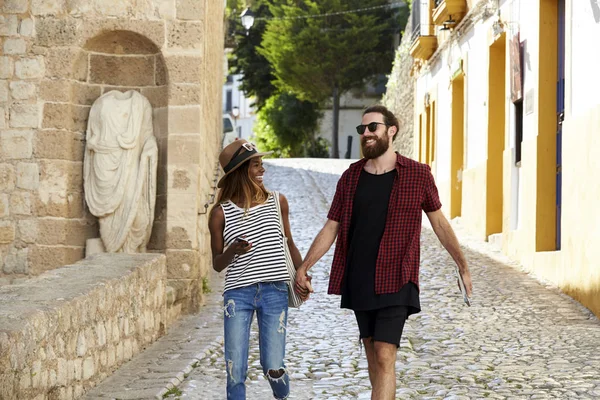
[91,159,600,400]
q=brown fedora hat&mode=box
[217,139,272,188]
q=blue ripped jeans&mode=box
[223,281,289,400]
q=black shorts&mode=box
[354,306,408,347]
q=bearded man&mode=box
[295,105,473,400]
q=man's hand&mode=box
[294,266,314,301]
[459,267,473,297]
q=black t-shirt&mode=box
[340,169,420,314]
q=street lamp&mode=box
[240,7,255,35]
[231,106,240,138]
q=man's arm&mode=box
[426,209,472,296]
[294,219,340,297]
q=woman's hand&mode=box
[231,236,252,255]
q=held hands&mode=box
[294,266,314,301]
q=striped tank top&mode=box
[220,193,289,293]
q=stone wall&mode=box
[383,18,416,159]
[0,1,225,321]
[0,253,166,400]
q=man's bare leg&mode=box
[371,341,397,400]
[362,337,377,387]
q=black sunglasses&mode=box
[356,122,388,135]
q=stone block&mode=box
[176,0,203,20]
[169,83,201,106]
[40,79,70,102]
[16,162,39,190]
[89,55,154,86]
[152,108,168,138]
[32,0,66,15]
[35,192,84,218]
[45,47,81,79]
[3,38,26,55]
[0,130,33,159]
[28,245,84,274]
[36,218,95,246]
[168,164,198,195]
[165,55,203,84]
[3,0,28,13]
[156,54,167,85]
[42,102,70,130]
[79,19,165,49]
[0,164,15,192]
[71,104,90,132]
[0,107,5,129]
[82,357,94,380]
[18,219,38,243]
[0,194,8,217]
[0,81,7,102]
[34,130,85,161]
[168,106,201,134]
[3,247,28,273]
[71,82,101,106]
[166,250,199,279]
[0,15,19,36]
[0,57,14,79]
[39,159,83,195]
[36,17,78,47]
[9,104,40,128]
[15,57,45,80]
[167,21,204,50]
[9,81,37,100]
[10,191,32,215]
[140,86,168,108]
[0,221,15,244]
[19,18,35,37]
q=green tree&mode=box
[260,0,402,157]
[252,91,324,157]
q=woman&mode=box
[208,139,303,400]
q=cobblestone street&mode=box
[88,159,600,400]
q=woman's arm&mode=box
[208,205,251,272]
[279,193,303,269]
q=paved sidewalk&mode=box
[86,158,600,400]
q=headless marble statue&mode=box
[84,90,158,253]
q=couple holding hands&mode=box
[208,105,473,400]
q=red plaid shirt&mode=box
[327,153,442,295]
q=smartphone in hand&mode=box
[456,266,471,307]
[235,237,249,246]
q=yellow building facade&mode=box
[410,0,600,317]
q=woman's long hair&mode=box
[215,160,269,211]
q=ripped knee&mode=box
[267,368,286,381]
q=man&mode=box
[295,105,473,400]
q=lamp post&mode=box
[240,7,255,35]
[231,106,240,138]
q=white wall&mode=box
[570,1,600,117]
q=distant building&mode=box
[222,73,257,144]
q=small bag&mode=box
[273,192,304,308]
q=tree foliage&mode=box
[252,91,325,158]
[258,0,401,156]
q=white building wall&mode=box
[570,2,600,117]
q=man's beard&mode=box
[361,133,390,159]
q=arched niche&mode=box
[75,30,169,251]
